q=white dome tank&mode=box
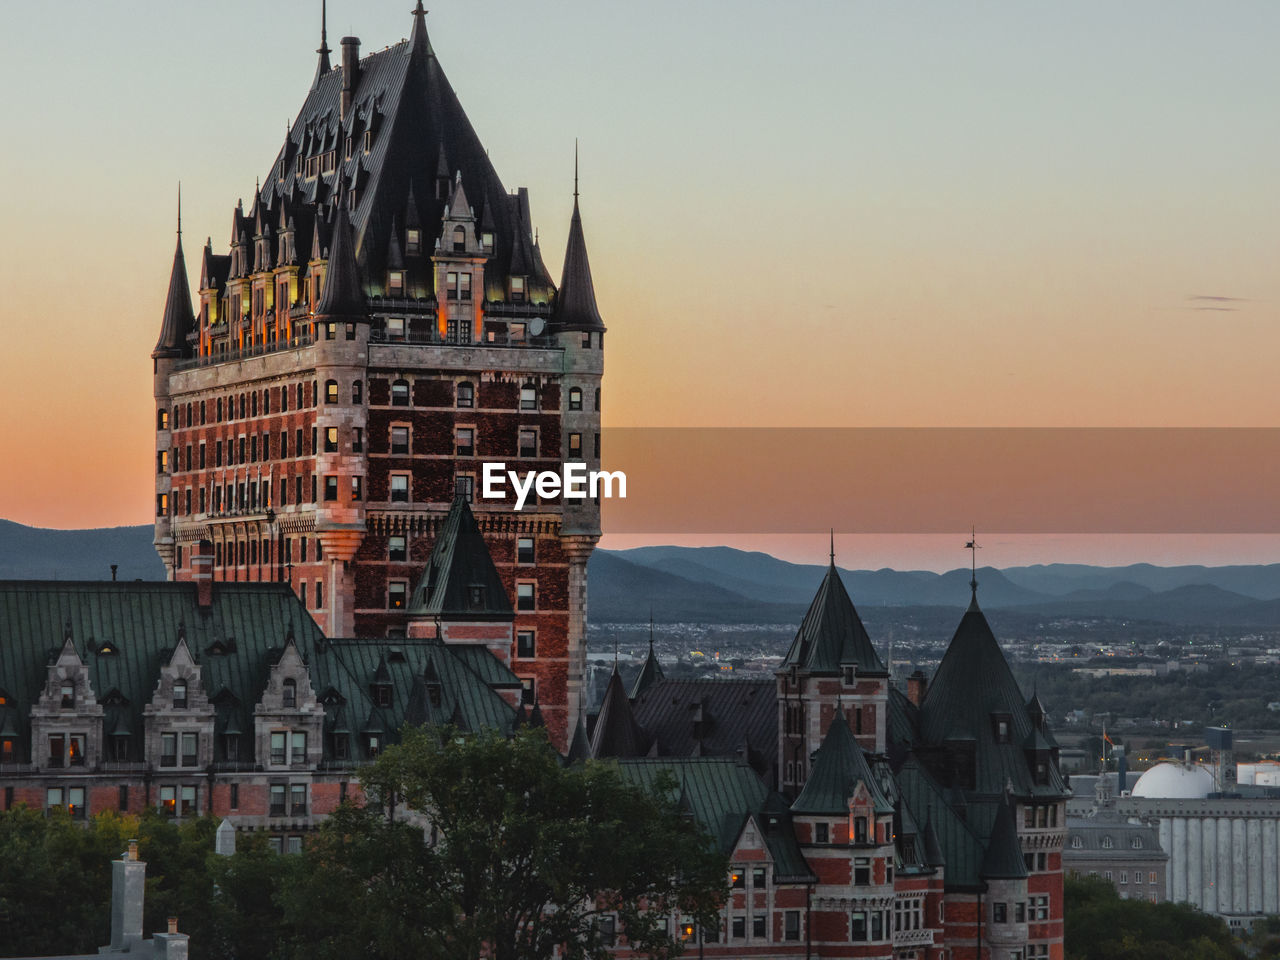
[1131,762,1215,799]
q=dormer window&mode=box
[1071,836,1083,849]
[282,679,297,708]
[510,276,526,302]
[842,666,855,685]
[853,816,868,844]
[1101,836,1114,849]
[173,680,188,709]
[993,715,1011,743]
[481,232,494,254]
[344,136,353,160]
[388,271,404,295]
[468,585,485,609]
[60,684,75,709]
[386,317,406,340]
[367,734,382,757]
[406,229,420,255]
[363,130,372,153]
[446,272,471,301]
[453,226,466,253]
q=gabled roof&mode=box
[407,496,513,621]
[781,562,885,675]
[590,667,649,759]
[153,229,194,359]
[980,795,1028,880]
[917,599,1068,799]
[617,758,766,854]
[792,712,892,816]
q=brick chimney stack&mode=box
[907,669,928,708]
[192,539,214,609]
[341,37,360,119]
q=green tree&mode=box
[1065,873,1245,960]
[281,726,728,960]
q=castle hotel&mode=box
[0,7,1066,957]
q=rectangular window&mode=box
[752,915,765,938]
[390,474,409,502]
[68,733,85,766]
[569,432,582,457]
[324,475,338,501]
[520,385,537,410]
[48,733,65,768]
[993,902,1007,924]
[180,785,196,816]
[731,917,745,940]
[324,427,338,452]
[784,911,800,941]
[270,784,286,817]
[520,678,536,706]
[270,731,286,766]
[518,428,538,458]
[389,536,407,561]
[851,911,867,942]
[455,427,474,456]
[456,382,474,408]
[456,474,474,502]
[510,276,525,302]
[315,580,323,609]
[516,630,536,659]
[391,426,410,454]
[516,582,535,611]
[388,581,408,609]
[517,537,535,564]
[352,426,363,452]
[352,476,363,501]
[160,732,177,767]
[815,822,829,844]
[291,783,307,816]
[386,316,406,339]
[181,732,198,766]
[291,732,307,766]
[159,786,176,815]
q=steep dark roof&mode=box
[922,817,946,867]
[895,757,988,891]
[917,602,1067,799]
[407,496,513,620]
[565,711,591,764]
[552,196,604,331]
[232,13,554,305]
[314,198,366,318]
[792,712,892,816]
[630,638,664,699]
[153,232,194,359]
[780,563,885,675]
[632,678,776,785]
[590,667,649,759]
[980,795,1028,880]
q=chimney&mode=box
[906,669,928,708]
[109,842,146,951]
[215,818,237,857]
[340,36,360,120]
[192,539,214,609]
[153,921,189,960]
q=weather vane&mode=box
[965,526,980,597]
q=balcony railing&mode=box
[173,334,315,371]
[370,329,559,349]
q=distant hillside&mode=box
[0,521,163,581]
[7,521,1280,628]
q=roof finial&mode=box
[829,528,836,565]
[613,633,619,671]
[648,606,654,654]
[312,0,332,88]
[411,1,431,53]
[176,182,182,237]
[573,138,579,204]
[965,526,981,609]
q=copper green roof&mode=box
[792,712,892,816]
[894,758,988,891]
[780,563,885,676]
[407,496,513,621]
[916,602,1068,799]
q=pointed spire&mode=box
[590,668,649,759]
[965,527,980,611]
[314,182,367,318]
[631,611,665,700]
[410,0,432,56]
[980,793,1028,880]
[312,0,332,89]
[565,710,591,764]
[408,495,513,619]
[153,185,195,359]
[792,711,891,815]
[780,545,885,675]
[830,528,836,565]
[553,143,605,332]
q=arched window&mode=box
[353,380,363,404]
[251,392,258,417]
[239,394,247,419]
[456,382,474,408]
[296,383,303,409]
[453,225,466,253]
[172,680,188,710]
[594,387,601,411]
[1131,837,1143,850]
[282,678,297,708]
[1071,836,1083,849]
[568,387,582,411]
[326,380,339,404]
[262,389,271,415]
[1101,836,1113,849]
[391,379,410,406]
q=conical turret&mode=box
[552,146,605,332]
[153,191,194,360]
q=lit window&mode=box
[325,427,339,453]
[68,734,85,766]
[386,317,405,340]
[388,270,404,294]
[388,581,407,609]
[446,271,471,301]
[569,433,582,457]
[481,231,494,253]
[159,786,176,815]
[326,380,338,404]
[510,276,525,302]
[406,228,420,255]
[351,476,363,501]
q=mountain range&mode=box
[6,519,1280,627]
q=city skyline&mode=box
[3,1,1278,570]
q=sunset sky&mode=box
[2,2,1277,569]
